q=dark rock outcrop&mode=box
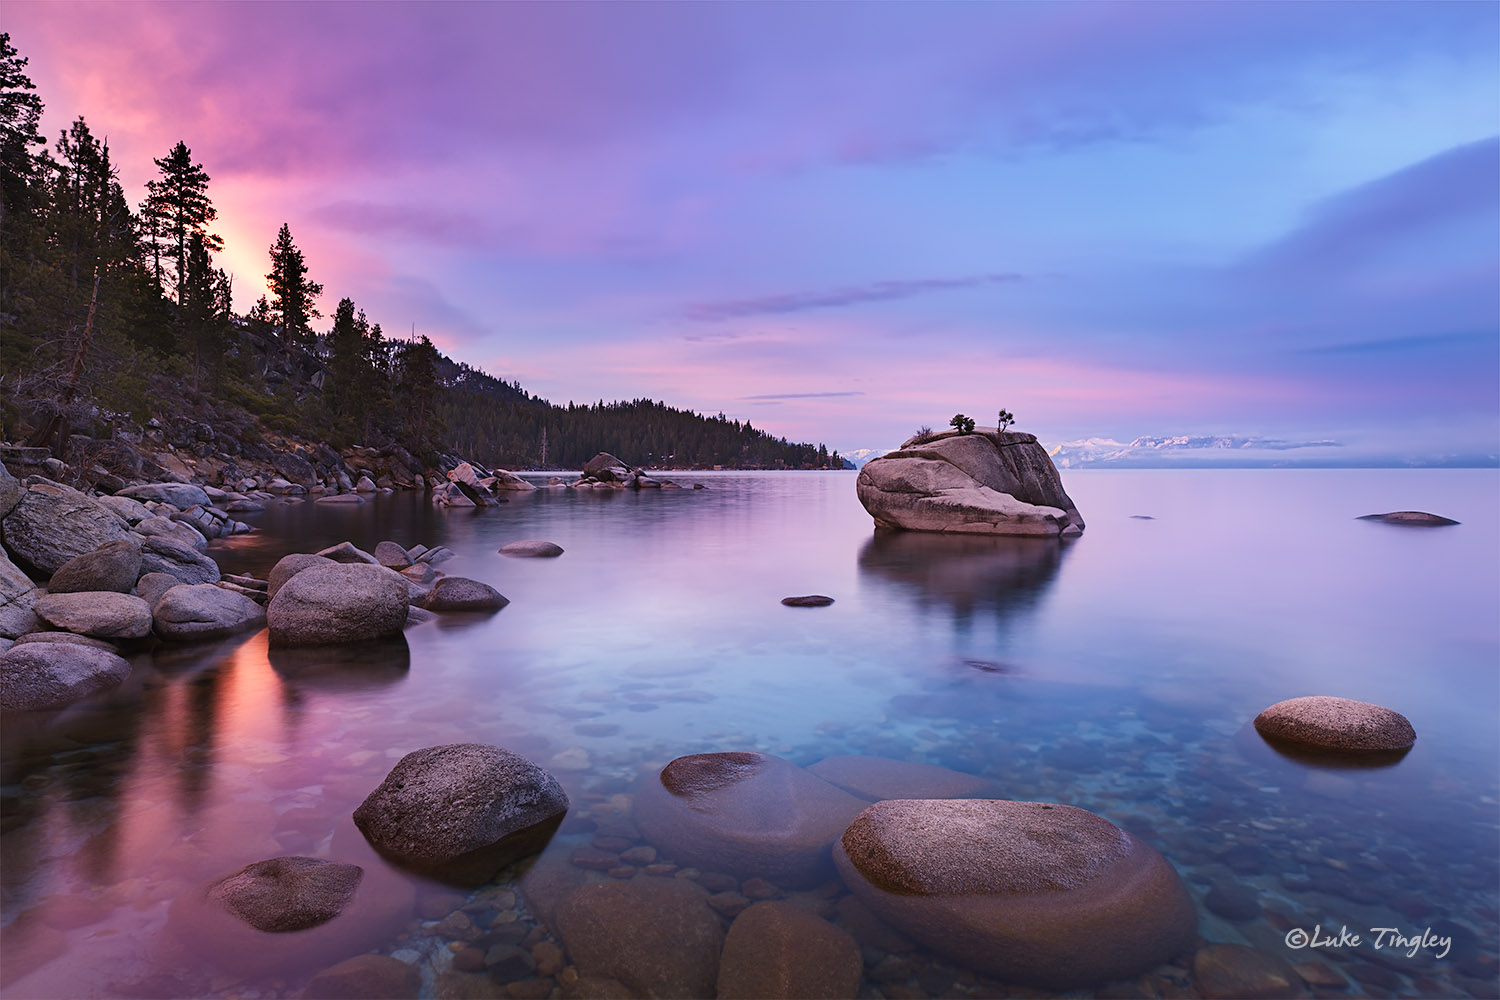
[633,752,867,887]
[834,798,1196,988]
[353,743,568,882]
[781,595,833,607]
[1357,511,1459,526]
[0,641,131,710]
[46,540,141,594]
[856,429,1083,537]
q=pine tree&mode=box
[395,334,440,445]
[140,140,221,303]
[178,230,231,387]
[0,32,45,227]
[265,223,322,345]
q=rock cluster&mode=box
[569,452,683,491]
[857,429,1083,537]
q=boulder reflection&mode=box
[857,529,1069,629]
[267,635,412,694]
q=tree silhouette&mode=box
[265,223,322,345]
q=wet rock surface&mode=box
[716,900,861,999]
[781,594,833,607]
[499,540,565,558]
[204,856,363,932]
[416,576,509,613]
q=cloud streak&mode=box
[739,392,866,400]
[685,273,1029,321]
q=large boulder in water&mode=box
[2,482,134,575]
[268,562,407,645]
[0,641,131,710]
[582,452,632,483]
[34,591,153,639]
[46,540,141,594]
[353,743,568,883]
[415,576,508,612]
[266,553,335,602]
[633,752,867,887]
[1253,696,1415,755]
[856,429,1083,537]
[555,878,723,999]
[834,799,1196,988]
[153,584,267,642]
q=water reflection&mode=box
[266,635,411,694]
[857,529,1070,629]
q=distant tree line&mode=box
[0,33,844,472]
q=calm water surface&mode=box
[3,469,1497,997]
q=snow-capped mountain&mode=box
[842,448,887,469]
[1047,435,1342,468]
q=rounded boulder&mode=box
[153,584,267,642]
[499,540,564,558]
[717,901,861,999]
[633,752,867,887]
[1253,696,1415,754]
[34,591,153,639]
[45,540,141,594]
[353,743,568,882]
[267,562,408,646]
[415,576,509,612]
[834,798,1196,989]
[0,642,131,711]
[555,878,723,999]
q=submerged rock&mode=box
[499,540,564,558]
[717,901,861,999]
[0,642,131,710]
[353,743,568,882]
[834,798,1196,989]
[153,584,267,642]
[204,856,363,932]
[808,754,999,801]
[1357,510,1459,526]
[34,591,153,639]
[1192,943,1307,999]
[856,429,1083,537]
[1253,696,1416,754]
[268,562,408,645]
[633,752,867,887]
[298,955,421,1000]
[555,878,723,999]
[46,540,141,594]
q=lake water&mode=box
[2,469,1497,998]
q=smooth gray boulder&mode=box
[1254,696,1416,754]
[267,553,335,602]
[316,541,380,565]
[2,482,134,575]
[153,584,267,642]
[268,562,408,645]
[133,514,209,551]
[35,591,153,639]
[136,534,220,585]
[135,571,181,610]
[373,541,412,569]
[13,631,118,652]
[46,540,141,594]
[97,493,152,525]
[353,743,568,881]
[499,540,564,558]
[0,641,131,710]
[116,483,211,509]
[488,469,536,491]
[856,429,1083,537]
[414,577,508,613]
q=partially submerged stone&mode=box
[554,878,723,999]
[499,540,564,558]
[205,856,363,932]
[267,562,408,646]
[153,583,267,642]
[416,576,508,612]
[1253,696,1416,754]
[633,752,866,887]
[1357,511,1459,526]
[781,594,833,607]
[717,901,861,999]
[353,743,568,883]
[0,642,131,711]
[834,798,1196,988]
[808,754,999,801]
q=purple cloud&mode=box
[685,274,1029,321]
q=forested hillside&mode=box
[0,34,846,475]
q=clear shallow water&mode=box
[2,469,1497,997]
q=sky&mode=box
[7,1,1499,462]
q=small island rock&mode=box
[781,594,833,607]
[1253,696,1416,753]
[1357,511,1459,526]
[499,540,565,558]
[267,562,408,645]
[416,576,509,612]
